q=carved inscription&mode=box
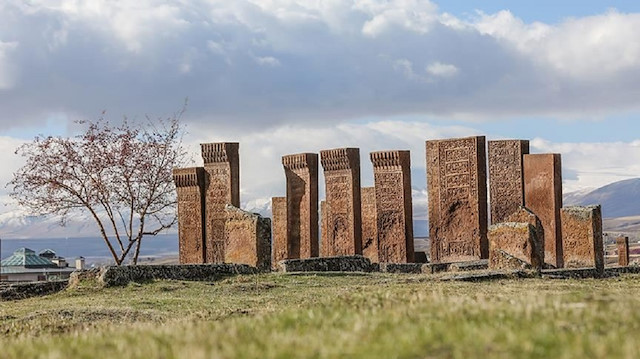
[427,136,488,263]
[561,205,604,272]
[488,140,529,225]
[283,153,319,259]
[202,142,240,263]
[371,150,414,263]
[320,148,362,256]
[271,197,287,268]
[173,167,206,264]
[361,187,377,262]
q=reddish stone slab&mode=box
[426,136,488,263]
[271,197,287,268]
[561,205,604,272]
[504,206,545,267]
[320,148,362,256]
[489,223,539,270]
[488,140,529,225]
[173,167,206,264]
[282,153,319,259]
[320,200,329,256]
[201,142,240,263]
[224,205,271,271]
[523,153,563,268]
[371,150,414,263]
[617,236,630,266]
[361,187,378,262]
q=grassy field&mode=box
[2,273,640,358]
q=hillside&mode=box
[564,178,640,218]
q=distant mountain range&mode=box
[2,178,638,239]
[563,178,640,218]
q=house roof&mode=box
[1,248,58,268]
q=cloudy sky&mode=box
[2,0,640,224]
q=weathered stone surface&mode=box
[271,197,287,269]
[98,264,258,287]
[0,280,69,301]
[320,200,328,255]
[173,167,206,264]
[283,153,319,259]
[414,252,428,263]
[488,140,529,225]
[488,222,543,270]
[426,136,488,263]
[523,153,563,268]
[278,255,372,272]
[224,205,272,271]
[202,142,240,263]
[504,206,545,265]
[617,236,630,267]
[371,150,414,263]
[361,187,378,262]
[320,148,362,256]
[379,263,423,274]
[561,205,604,273]
[449,260,489,272]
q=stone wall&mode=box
[0,280,69,301]
[98,263,259,287]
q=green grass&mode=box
[2,273,640,358]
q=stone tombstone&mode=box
[361,187,378,262]
[561,205,604,272]
[320,148,362,256]
[488,140,530,225]
[488,222,542,270]
[371,150,414,263]
[617,236,630,267]
[282,153,319,259]
[523,153,563,268]
[504,206,545,266]
[320,200,328,256]
[426,136,488,263]
[173,167,206,264]
[201,142,240,263]
[271,197,287,268]
[224,204,271,271]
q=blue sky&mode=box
[1,0,640,224]
[439,0,640,23]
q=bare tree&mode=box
[9,107,188,265]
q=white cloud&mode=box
[426,61,458,77]
[0,1,639,133]
[0,41,18,90]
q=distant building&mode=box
[0,248,80,282]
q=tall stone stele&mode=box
[201,142,240,263]
[271,196,287,268]
[561,205,604,273]
[282,153,319,259]
[426,136,488,263]
[617,236,630,267]
[360,187,378,262]
[224,205,271,271]
[523,153,563,268]
[173,167,206,264]
[488,140,529,224]
[370,150,414,263]
[320,148,362,256]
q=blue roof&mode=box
[1,247,58,268]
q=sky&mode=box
[1,0,640,225]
